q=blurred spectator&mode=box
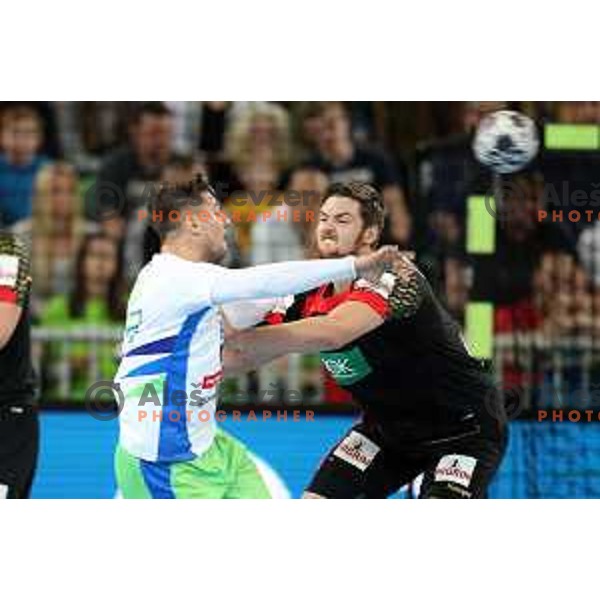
[475,173,575,308]
[0,101,61,159]
[534,252,598,336]
[30,162,95,301]
[0,105,48,228]
[165,101,202,155]
[289,102,325,163]
[39,233,126,400]
[227,159,280,260]
[299,101,408,245]
[96,101,174,212]
[220,102,291,196]
[554,101,600,124]
[199,101,231,160]
[55,102,131,172]
[219,103,292,259]
[95,102,175,281]
[250,167,328,265]
[443,255,471,320]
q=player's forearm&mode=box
[210,257,356,305]
[222,347,258,376]
[226,318,342,374]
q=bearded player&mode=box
[224,182,507,499]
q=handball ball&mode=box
[472,110,539,174]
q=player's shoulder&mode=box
[0,232,28,259]
[0,233,31,306]
[0,232,30,285]
[147,253,220,279]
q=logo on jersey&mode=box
[333,431,380,471]
[125,309,143,344]
[199,368,224,390]
[320,347,373,386]
[434,454,477,488]
[0,255,18,288]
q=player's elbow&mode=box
[222,348,249,376]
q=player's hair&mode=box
[1,105,43,131]
[148,173,214,240]
[321,181,385,245]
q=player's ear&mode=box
[362,225,379,247]
[183,211,200,233]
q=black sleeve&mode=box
[388,264,428,320]
[283,292,309,323]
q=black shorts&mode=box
[0,404,39,499]
[306,415,507,499]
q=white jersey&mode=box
[115,254,225,462]
[115,251,357,463]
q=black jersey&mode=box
[0,233,36,406]
[272,261,498,446]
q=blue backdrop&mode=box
[31,412,600,498]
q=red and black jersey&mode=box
[271,264,496,446]
[0,233,36,406]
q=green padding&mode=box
[467,195,496,254]
[465,302,494,359]
[544,124,599,150]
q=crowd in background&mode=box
[1,100,599,404]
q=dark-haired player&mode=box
[0,231,38,498]
[225,182,507,499]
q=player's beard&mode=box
[210,240,228,264]
[316,230,366,259]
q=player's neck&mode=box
[161,237,207,263]
[334,280,352,294]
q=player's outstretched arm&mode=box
[210,246,401,305]
[223,301,384,375]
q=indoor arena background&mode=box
[2,101,599,498]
